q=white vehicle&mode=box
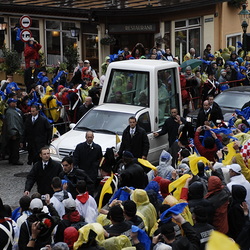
[50,60,182,164]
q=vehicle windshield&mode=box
[104,69,149,107]
[74,110,133,135]
[215,91,250,109]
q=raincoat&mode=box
[41,86,61,122]
[147,150,174,181]
[131,189,157,234]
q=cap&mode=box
[122,151,134,159]
[63,198,76,210]
[84,60,90,63]
[228,164,241,174]
[30,198,43,210]
[7,98,17,104]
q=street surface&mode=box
[0,152,37,210]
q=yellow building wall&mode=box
[215,2,243,51]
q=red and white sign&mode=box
[20,15,32,29]
[20,29,32,42]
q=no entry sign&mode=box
[20,15,32,29]
[20,29,32,42]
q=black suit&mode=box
[158,116,186,147]
[25,158,62,196]
[73,141,102,183]
[118,125,149,158]
[196,104,223,128]
[24,114,52,164]
[24,67,39,93]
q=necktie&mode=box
[131,128,134,137]
[44,163,47,170]
[32,117,36,124]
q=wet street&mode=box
[0,152,37,210]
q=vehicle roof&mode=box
[222,86,250,93]
[93,103,146,113]
[109,59,179,71]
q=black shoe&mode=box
[12,161,24,165]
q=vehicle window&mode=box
[74,110,133,135]
[215,92,250,109]
[104,69,149,107]
[138,112,151,133]
[158,68,179,125]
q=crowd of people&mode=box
[2,41,250,249]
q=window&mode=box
[138,112,151,133]
[227,33,241,49]
[75,109,133,135]
[104,69,149,107]
[157,68,179,125]
[175,18,201,63]
[45,20,77,65]
[10,17,40,53]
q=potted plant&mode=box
[228,0,247,8]
[2,48,21,76]
[100,36,116,45]
[64,45,79,73]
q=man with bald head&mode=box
[73,131,102,184]
[196,99,222,128]
[77,96,94,121]
[196,100,211,128]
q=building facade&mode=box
[0,0,245,74]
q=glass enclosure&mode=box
[75,110,134,135]
[104,69,149,107]
[157,68,179,125]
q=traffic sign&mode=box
[20,15,32,29]
[20,29,32,42]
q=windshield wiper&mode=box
[75,126,94,131]
[94,129,116,135]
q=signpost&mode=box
[20,29,32,42]
[20,15,32,29]
[19,15,32,42]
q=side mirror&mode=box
[69,123,76,129]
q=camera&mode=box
[201,125,206,130]
[41,195,46,201]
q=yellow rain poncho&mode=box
[131,189,157,234]
[99,235,132,250]
[73,223,105,250]
[41,86,60,122]
[233,132,250,146]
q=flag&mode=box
[168,174,191,200]
[98,173,114,211]
[188,154,210,175]
[116,133,120,144]
[222,141,236,166]
[206,231,239,250]
[137,158,157,171]
[52,125,60,139]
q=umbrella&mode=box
[180,59,203,71]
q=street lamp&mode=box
[239,4,250,58]
[0,17,7,33]
[70,28,80,41]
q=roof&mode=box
[109,59,179,71]
[0,0,230,18]
[223,86,250,93]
